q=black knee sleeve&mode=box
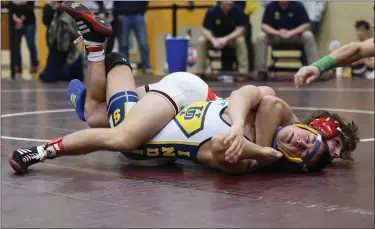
[104,52,132,75]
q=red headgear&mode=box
[309,117,342,139]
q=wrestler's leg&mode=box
[82,60,109,127]
[7,64,132,172]
[74,56,148,128]
[82,60,148,129]
[60,2,146,128]
[258,86,276,97]
[62,1,112,124]
[58,61,176,155]
[60,63,142,155]
[7,2,148,173]
[69,48,146,128]
[105,66,175,149]
[8,62,174,174]
[46,56,156,155]
[85,70,213,129]
[103,70,212,152]
[9,68,212,174]
[64,2,212,129]
[8,69,211,174]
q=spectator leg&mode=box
[118,15,131,58]
[105,18,120,54]
[24,23,39,70]
[133,14,150,71]
[68,53,84,82]
[300,31,319,64]
[231,36,249,74]
[13,28,23,73]
[196,36,209,74]
[244,18,254,71]
[255,32,274,72]
[40,48,65,82]
[221,48,235,71]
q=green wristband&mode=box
[311,56,336,73]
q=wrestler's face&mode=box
[325,136,343,159]
[276,125,325,165]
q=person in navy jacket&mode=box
[196,1,249,77]
[254,1,318,79]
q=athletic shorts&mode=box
[145,72,217,114]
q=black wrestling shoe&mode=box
[60,1,112,44]
[9,138,63,174]
[8,146,46,174]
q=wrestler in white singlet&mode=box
[120,99,238,166]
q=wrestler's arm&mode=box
[227,85,262,127]
[313,38,374,72]
[220,86,277,157]
[255,95,297,148]
[216,95,296,171]
[199,135,280,174]
[199,136,258,174]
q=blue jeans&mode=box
[119,14,150,70]
[14,23,38,68]
[40,48,84,83]
[105,18,121,54]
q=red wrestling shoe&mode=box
[60,1,112,44]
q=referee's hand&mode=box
[294,66,321,88]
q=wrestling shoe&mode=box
[60,1,112,49]
[67,79,87,121]
[8,138,62,174]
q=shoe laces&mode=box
[20,151,41,163]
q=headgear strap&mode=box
[309,117,342,139]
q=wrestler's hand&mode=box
[224,124,245,163]
[294,65,321,87]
